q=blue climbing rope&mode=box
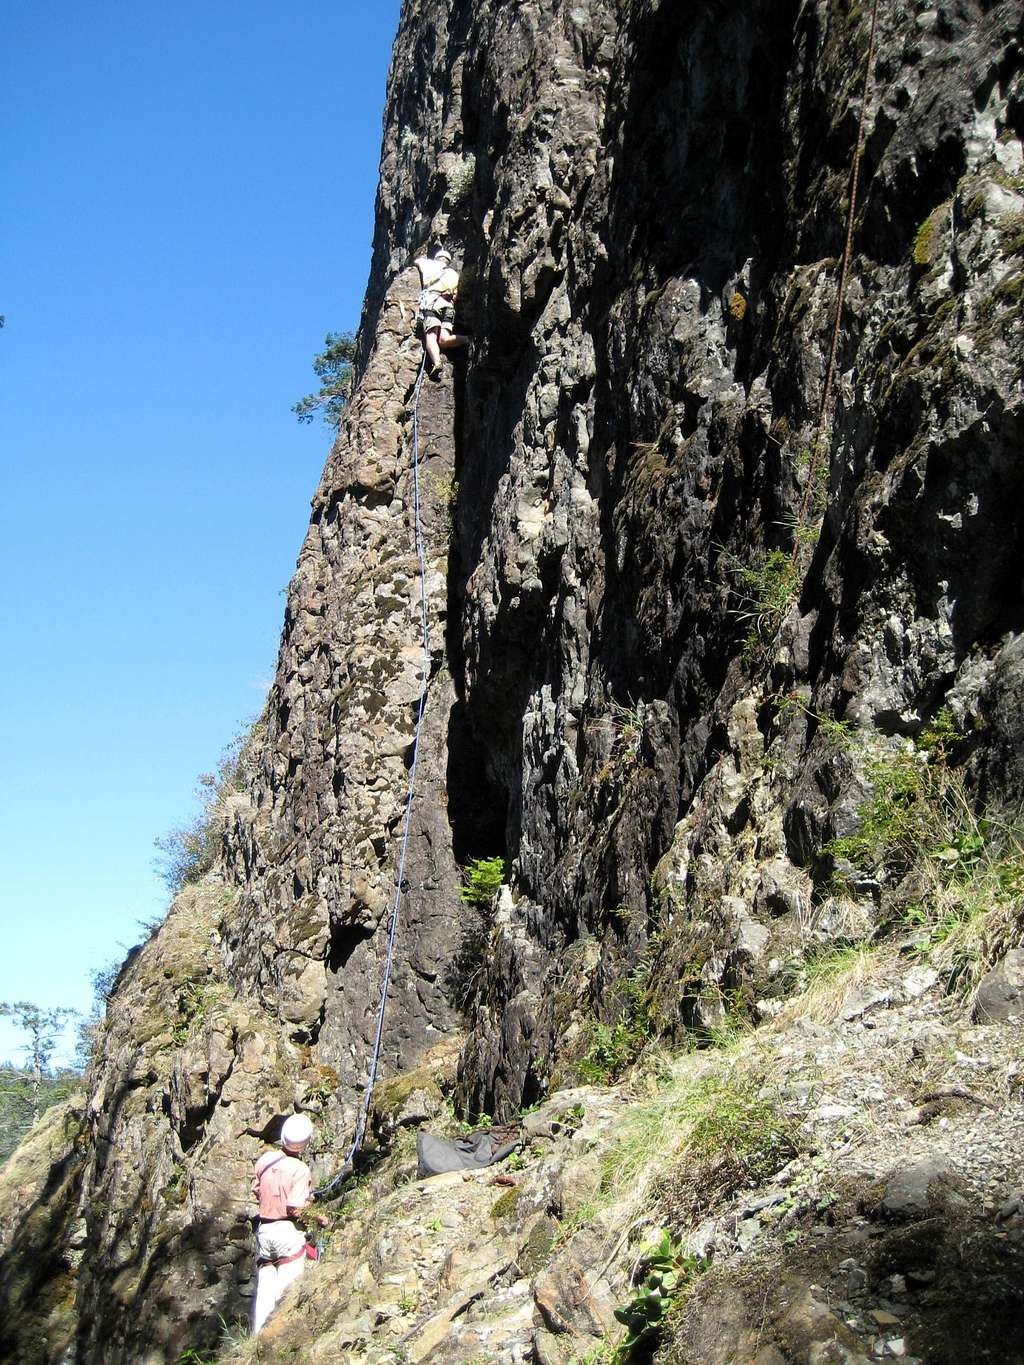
[315,355,432,1199]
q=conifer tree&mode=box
[293,331,357,428]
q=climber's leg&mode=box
[424,326,442,373]
[277,1251,307,1302]
[437,324,469,352]
[252,1263,279,1334]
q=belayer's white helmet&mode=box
[281,1113,314,1149]
[435,247,452,262]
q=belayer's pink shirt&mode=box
[252,1151,313,1220]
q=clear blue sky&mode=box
[0,1,401,1066]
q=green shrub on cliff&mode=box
[445,153,476,206]
[154,718,264,896]
[611,1228,705,1363]
[459,855,506,906]
[579,962,653,1082]
[445,856,508,1011]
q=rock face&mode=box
[445,0,1024,1117]
[1,0,1022,1361]
[0,1098,86,1365]
[219,264,464,1093]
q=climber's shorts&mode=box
[419,301,456,333]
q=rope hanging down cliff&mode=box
[315,353,431,1199]
[796,0,881,532]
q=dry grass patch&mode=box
[772,940,885,1026]
[598,1057,802,1233]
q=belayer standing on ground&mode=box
[251,1113,328,1334]
[414,245,469,377]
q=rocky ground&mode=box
[204,944,1024,1364]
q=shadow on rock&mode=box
[663,1165,1024,1364]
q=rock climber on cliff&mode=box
[414,245,469,377]
[251,1113,328,1334]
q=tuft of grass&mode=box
[216,1317,259,1362]
[685,1077,799,1185]
[996,211,1024,258]
[171,977,221,1045]
[775,940,879,1025]
[772,690,854,751]
[697,986,755,1051]
[718,546,801,657]
[178,1314,259,1365]
[569,1345,617,1365]
[626,415,675,494]
[802,940,874,987]
[155,717,265,897]
[901,809,1024,994]
[824,711,1024,995]
[593,700,645,785]
[599,1066,799,1219]
[608,701,644,755]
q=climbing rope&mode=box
[796,0,881,532]
[315,354,431,1199]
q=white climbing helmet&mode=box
[435,247,452,262]
[281,1113,314,1149]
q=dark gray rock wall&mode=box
[443,0,1024,1114]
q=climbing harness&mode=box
[418,292,457,328]
[256,1246,308,1269]
[796,0,881,533]
[315,353,432,1199]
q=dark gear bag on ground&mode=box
[416,1125,520,1178]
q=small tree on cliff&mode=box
[0,1001,78,1125]
[292,331,357,428]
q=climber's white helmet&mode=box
[281,1113,314,1149]
[435,247,452,262]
